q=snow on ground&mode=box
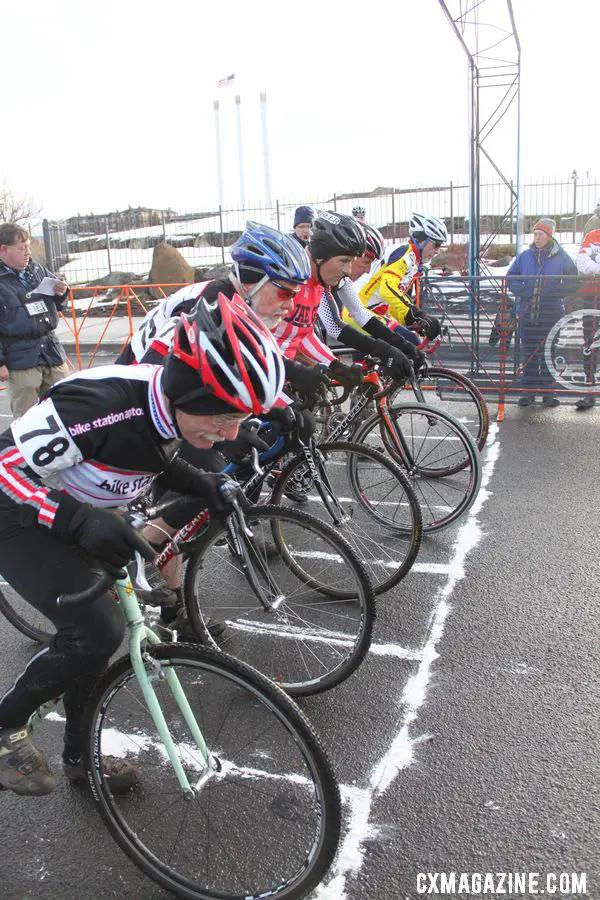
[62,245,233,284]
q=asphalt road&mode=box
[0,374,598,900]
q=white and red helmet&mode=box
[164,292,284,415]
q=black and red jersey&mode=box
[0,364,179,533]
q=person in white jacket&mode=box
[575,228,600,409]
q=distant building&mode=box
[66,206,173,235]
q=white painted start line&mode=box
[313,422,501,899]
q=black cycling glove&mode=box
[284,360,332,398]
[364,315,426,371]
[63,507,155,578]
[265,405,303,434]
[328,358,364,389]
[157,458,238,519]
[219,419,269,464]
[370,339,414,382]
[406,307,442,340]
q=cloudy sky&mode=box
[2,0,598,220]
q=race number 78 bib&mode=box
[12,398,83,476]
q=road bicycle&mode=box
[20,496,341,900]
[0,486,375,699]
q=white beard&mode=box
[259,314,281,330]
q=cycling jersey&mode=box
[271,277,336,364]
[358,241,421,324]
[135,279,236,365]
[0,365,180,531]
[128,281,214,363]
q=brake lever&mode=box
[131,550,153,592]
[221,483,254,539]
[250,446,263,477]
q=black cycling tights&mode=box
[0,507,124,758]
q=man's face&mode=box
[0,237,31,270]
[174,410,247,449]
[350,254,374,280]
[533,229,551,249]
[294,223,311,243]
[317,255,354,286]
[252,279,301,328]
[421,240,442,264]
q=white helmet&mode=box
[409,213,448,244]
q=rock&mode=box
[195,264,230,282]
[149,242,194,297]
[74,271,141,298]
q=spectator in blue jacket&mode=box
[506,217,577,407]
[0,223,71,418]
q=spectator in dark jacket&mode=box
[290,206,314,248]
[506,217,577,407]
[0,223,70,418]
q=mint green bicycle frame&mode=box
[32,559,218,800]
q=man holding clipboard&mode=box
[0,223,70,417]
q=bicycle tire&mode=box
[269,441,422,595]
[353,403,482,532]
[0,584,54,643]
[183,504,375,695]
[388,366,490,452]
[84,643,341,900]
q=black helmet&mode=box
[309,211,366,262]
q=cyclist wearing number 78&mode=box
[0,294,285,797]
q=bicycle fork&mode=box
[119,578,219,800]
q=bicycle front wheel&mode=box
[389,366,490,452]
[270,441,422,596]
[184,505,375,695]
[354,404,482,532]
[85,644,341,900]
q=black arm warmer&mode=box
[153,456,210,496]
[338,324,380,357]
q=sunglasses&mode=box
[271,280,301,300]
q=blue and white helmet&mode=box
[231,221,311,285]
[409,213,448,244]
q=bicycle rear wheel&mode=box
[389,366,489,452]
[183,505,375,696]
[0,582,54,643]
[354,404,482,532]
[270,441,422,595]
[85,644,340,900]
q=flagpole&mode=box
[260,92,272,207]
[213,98,224,209]
[235,94,246,209]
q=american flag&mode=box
[217,74,235,88]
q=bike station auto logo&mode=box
[544,308,600,391]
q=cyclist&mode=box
[0,295,284,797]
[358,212,446,340]
[352,205,366,222]
[122,224,334,618]
[271,211,422,375]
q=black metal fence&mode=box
[42,218,70,273]
[50,174,600,284]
